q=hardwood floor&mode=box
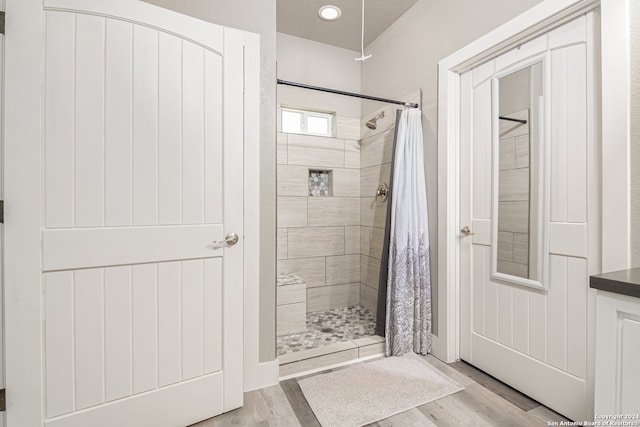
[192,355,570,426]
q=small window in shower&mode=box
[309,170,331,197]
[281,107,334,137]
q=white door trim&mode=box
[241,30,280,391]
[435,0,628,367]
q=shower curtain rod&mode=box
[499,116,527,124]
[277,79,419,108]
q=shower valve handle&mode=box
[376,183,389,202]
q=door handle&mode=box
[460,226,475,236]
[213,232,239,248]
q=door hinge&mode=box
[0,388,5,412]
[0,200,3,223]
[0,12,5,35]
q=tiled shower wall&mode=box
[276,118,363,314]
[358,120,395,314]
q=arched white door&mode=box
[4,1,258,425]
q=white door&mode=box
[4,1,257,426]
[459,14,598,421]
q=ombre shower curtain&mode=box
[385,108,431,356]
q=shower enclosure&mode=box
[275,84,421,375]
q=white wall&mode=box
[142,0,278,362]
[277,33,361,118]
[361,0,543,333]
[630,0,640,266]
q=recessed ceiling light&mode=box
[318,5,342,21]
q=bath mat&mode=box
[297,352,463,427]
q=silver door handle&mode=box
[460,226,475,236]
[213,232,239,248]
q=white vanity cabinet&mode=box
[591,270,640,417]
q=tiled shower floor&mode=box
[277,305,377,356]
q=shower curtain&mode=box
[385,108,431,356]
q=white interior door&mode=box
[3,1,257,426]
[459,14,599,421]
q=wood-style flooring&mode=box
[193,355,570,426]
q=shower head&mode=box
[366,111,385,130]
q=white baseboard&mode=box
[244,359,280,392]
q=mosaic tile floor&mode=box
[277,305,377,356]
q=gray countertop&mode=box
[589,267,640,299]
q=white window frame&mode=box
[281,107,335,137]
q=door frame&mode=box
[3,0,273,425]
[435,0,629,416]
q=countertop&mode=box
[589,267,640,299]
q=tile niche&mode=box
[308,170,331,196]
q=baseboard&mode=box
[244,359,280,392]
[278,352,384,382]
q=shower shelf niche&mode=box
[308,169,331,197]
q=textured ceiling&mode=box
[277,0,418,51]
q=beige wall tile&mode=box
[277,257,326,288]
[336,116,361,140]
[345,226,361,254]
[498,201,529,233]
[344,140,361,169]
[515,135,530,168]
[333,168,360,197]
[288,134,344,167]
[497,260,528,278]
[307,198,360,226]
[361,226,385,259]
[497,231,514,262]
[288,227,344,258]
[361,128,393,168]
[277,132,288,164]
[307,283,360,312]
[360,284,378,314]
[277,302,306,335]
[279,349,359,377]
[359,342,385,358]
[513,232,529,265]
[277,228,288,260]
[361,163,391,200]
[352,335,384,346]
[499,168,529,202]
[499,137,516,170]
[277,197,307,228]
[277,283,306,305]
[326,255,360,285]
[361,197,388,228]
[277,165,309,196]
[278,341,357,365]
[361,255,381,288]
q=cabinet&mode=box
[594,290,640,416]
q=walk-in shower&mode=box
[275,66,420,375]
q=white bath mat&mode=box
[297,353,463,427]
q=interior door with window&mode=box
[4,1,258,426]
[459,14,599,421]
